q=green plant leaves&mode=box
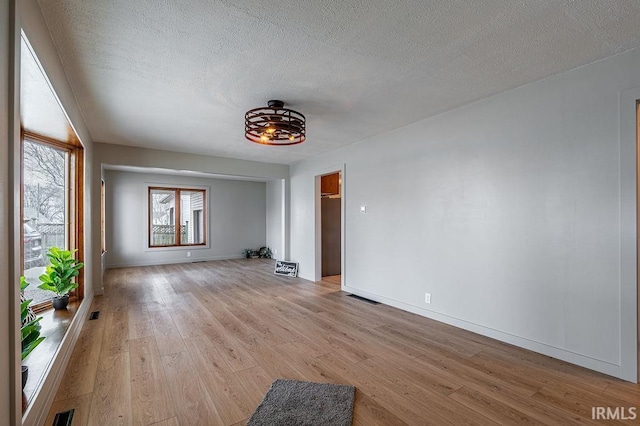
[37,247,82,297]
[20,276,45,361]
[21,317,45,361]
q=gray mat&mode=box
[248,379,355,426]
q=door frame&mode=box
[637,99,640,383]
[314,164,345,288]
[620,87,640,382]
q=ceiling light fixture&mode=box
[245,100,306,146]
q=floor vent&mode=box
[347,294,379,305]
[89,311,100,320]
[52,409,74,426]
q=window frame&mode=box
[21,129,84,313]
[101,179,106,254]
[148,186,208,248]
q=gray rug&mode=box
[248,379,355,426]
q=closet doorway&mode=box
[318,171,342,286]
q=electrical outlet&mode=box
[187,251,191,257]
[425,293,431,304]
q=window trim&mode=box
[101,179,106,254]
[21,130,84,312]
[148,186,208,248]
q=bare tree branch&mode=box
[23,141,66,223]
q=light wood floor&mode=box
[47,259,640,425]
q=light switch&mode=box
[360,205,367,213]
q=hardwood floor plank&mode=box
[101,309,130,357]
[603,381,640,405]
[380,322,484,358]
[460,382,598,425]
[198,318,259,372]
[185,336,255,424]
[277,337,332,359]
[148,417,179,426]
[147,308,187,356]
[449,386,541,425]
[266,301,374,363]
[233,365,273,410]
[413,347,539,397]
[128,303,154,340]
[313,351,457,425]
[352,391,408,426]
[477,346,612,393]
[88,352,132,425]
[356,356,496,425]
[225,302,298,345]
[168,301,205,339]
[532,383,632,422]
[360,354,463,397]
[161,351,224,425]
[205,305,259,345]
[129,336,176,425]
[238,334,303,379]
[53,313,104,401]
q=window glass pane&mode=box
[150,189,177,246]
[180,190,205,244]
[22,140,67,304]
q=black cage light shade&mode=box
[245,100,306,146]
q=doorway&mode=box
[315,168,344,286]
[637,100,640,382]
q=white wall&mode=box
[290,47,640,381]
[266,179,285,260]
[105,170,267,267]
[95,142,289,180]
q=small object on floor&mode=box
[89,311,100,320]
[248,379,355,426]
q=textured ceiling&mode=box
[37,0,640,165]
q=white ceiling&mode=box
[36,0,640,165]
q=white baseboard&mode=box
[22,293,93,426]
[106,254,244,269]
[342,285,626,381]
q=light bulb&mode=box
[266,127,276,134]
[288,134,295,141]
[260,134,269,142]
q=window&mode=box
[22,132,84,309]
[149,187,206,247]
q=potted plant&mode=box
[37,247,83,310]
[243,249,253,259]
[20,277,45,390]
[258,247,273,259]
